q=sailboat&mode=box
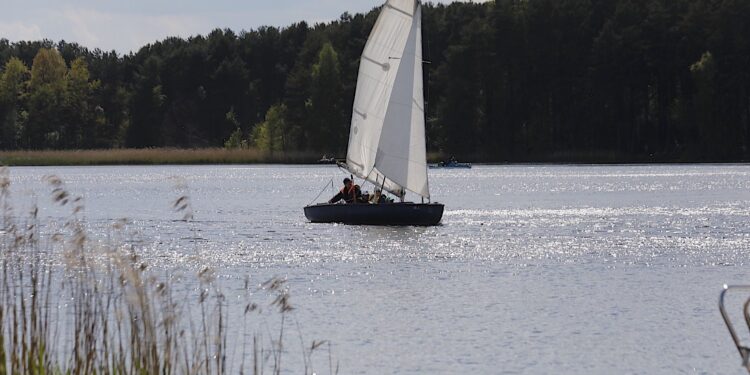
[304,0,444,226]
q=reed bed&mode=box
[0,166,336,374]
[0,149,452,166]
[0,148,324,166]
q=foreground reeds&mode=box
[0,167,336,374]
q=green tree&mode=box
[690,51,717,158]
[223,108,248,149]
[63,57,101,148]
[281,27,320,151]
[127,56,164,148]
[25,48,67,149]
[251,104,287,152]
[0,1,748,160]
[29,48,66,90]
[224,128,245,149]
[434,14,491,158]
[307,42,345,153]
[0,57,29,149]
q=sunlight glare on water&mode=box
[5,164,750,374]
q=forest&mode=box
[0,0,748,162]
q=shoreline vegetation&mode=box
[0,148,324,166]
[0,148,448,166]
[0,148,747,167]
[1,1,749,163]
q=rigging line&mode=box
[308,178,334,206]
[363,168,376,190]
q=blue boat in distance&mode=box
[429,157,472,169]
[429,160,472,169]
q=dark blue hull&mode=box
[304,203,444,226]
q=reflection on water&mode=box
[5,164,750,374]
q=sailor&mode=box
[369,188,386,204]
[329,178,363,204]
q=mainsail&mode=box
[346,0,429,199]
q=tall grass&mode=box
[0,166,336,374]
[0,148,451,166]
[0,148,324,166]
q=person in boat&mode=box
[329,178,363,204]
[369,188,386,204]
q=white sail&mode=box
[346,0,430,199]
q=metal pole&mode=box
[719,285,750,372]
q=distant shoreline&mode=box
[0,148,746,167]
[0,148,323,166]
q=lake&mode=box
[4,164,750,374]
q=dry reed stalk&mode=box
[0,169,337,375]
[0,148,323,166]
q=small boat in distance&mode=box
[429,157,472,169]
[304,0,443,226]
[317,155,337,164]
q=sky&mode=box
[0,0,488,54]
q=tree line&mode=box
[1,0,748,162]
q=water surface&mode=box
[5,164,750,374]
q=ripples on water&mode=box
[5,164,750,374]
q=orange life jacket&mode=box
[340,184,359,202]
